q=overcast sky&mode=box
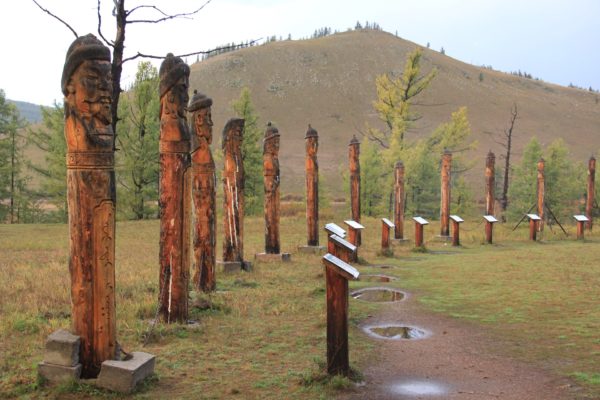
[1,0,598,106]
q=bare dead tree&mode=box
[497,103,518,213]
[34,0,260,150]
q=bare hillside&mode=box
[191,30,600,196]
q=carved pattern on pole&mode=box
[586,156,595,230]
[263,123,281,254]
[394,161,405,239]
[537,158,545,232]
[349,136,361,245]
[440,150,452,237]
[306,125,319,246]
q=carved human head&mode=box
[188,90,213,143]
[62,34,112,127]
[159,53,190,119]
[305,124,318,155]
[263,122,280,153]
[221,118,245,150]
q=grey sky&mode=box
[1,0,598,106]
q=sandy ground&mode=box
[338,287,581,400]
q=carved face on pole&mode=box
[159,53,190,120]
[305,125,318,157]
[62,34,113,140]
[188,90,213,145]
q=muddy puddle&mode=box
[351,287,405,302]
[363,323,429,340]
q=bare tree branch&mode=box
[97,0,113,47]
[122,39,263,63]
[32,0,78,38]
[127,0,213,23]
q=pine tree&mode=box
[231,87,263,215]
[116,61,160,220]
[507,137,543,221]
[28,104,67,221]
[360,140,386,216]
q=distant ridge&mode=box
[8,99,43,124]
[190,29,600,195]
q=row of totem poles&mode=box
[54,33,597,381]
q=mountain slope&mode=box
[191,30,599,196]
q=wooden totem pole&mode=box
[393,161,405,240]
[62,34,117,377]
[158,54,191,323]
[537,158,545,232]
[586,156,595,230]
[188,90,216,292]
[485,151,496,243]
[440,150,452,237]
[349,135,361,245]
[263,123,281,253]
[305,125,320,247]
[222,118,246,267]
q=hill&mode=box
[189,30,600,196]
[8,99,43,123]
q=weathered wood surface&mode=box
[349,136,361,245]
[537,158,545,232]
[394,161,405,239]
[63,34,117,377]
[485,220,493,244]
[306,125,319,246]
[440,150,452,237]
[222,118,246,262]
[158,54,191,323]
[381,220,391,250]
[188,91,216,292]
[529,218,538,241]
[586,156,595,230]
[263,123,281,254]
[325,263,349,376]
[577,220,585,240]
[485,151,495,216]
[452,219,460,246]
[415,222,424,248]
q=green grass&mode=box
[1,212,600,398]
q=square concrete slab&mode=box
[255,253,291,262]
[44,329,80,367]
[38,362,81,383]
[217,261,243,273]
[96,352,155,394]
[297,245,326,254]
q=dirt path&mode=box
[339,288,579,400]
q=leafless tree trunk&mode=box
[499,104,518,213]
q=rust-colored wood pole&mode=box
[325,264,349,376]
[327,235,335,254]
[306,125,319,246]
[63,34,117,378]
[381,221,391,251]
[347,228,358,247]
[415,222,424,248]
[394,161,405,239]
[537,158,545,232]
[452,220,460,246]
[440,150,452,237]
[485,151,495,216]
[263,123,281,254]
[586,156,596,230]
[349,136,361,245]
[485,221,493,244]
[188,91,216,292]
[222,118,246,262]
[529,219,537,241]
[158,54,191,324]
[577,221,585,240]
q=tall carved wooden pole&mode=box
[440,150,452,237]
[485,151,496,243]
[306,125,319,246]
[188,91,216,292]
[537,158,545,232]
[158,54,191,323]
[222,118,246,266]
[349,135,361,245]
[62,34,117,377]
[263,122,281,254]
[586,156,595,230]
[394,161,405,240]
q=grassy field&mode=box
[1,207,600,398]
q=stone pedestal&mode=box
[297,245,326,254]
[391,238,411,246]
[96,352,155,394]
[38,329,82,383]
[255,252,291,262]
[217,260,253,272]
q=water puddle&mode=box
[363,323,429,340]
[428,250,458,255]
[358,274,396,282]
[389,380,448,396]
[351,287,405,302]
[366,264,394,269]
